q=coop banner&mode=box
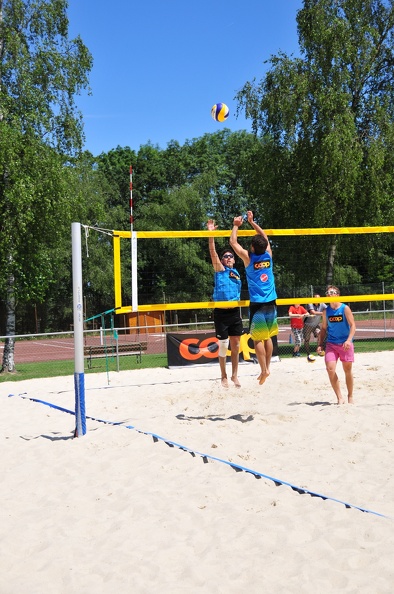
[166,331,278,368]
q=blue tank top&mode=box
[326,303,351,344]
[246,252,277,303]
[213,267,241,302]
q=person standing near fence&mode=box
[207,219,243,388]
[230,211,278,385]
[317,285,356,404]
[303,295,327,356]
[289,303,308,357]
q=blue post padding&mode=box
[74,372,86,436]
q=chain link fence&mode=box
[1,309,393,378]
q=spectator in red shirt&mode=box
[289,303,308,357]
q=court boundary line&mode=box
[6,391,392,520]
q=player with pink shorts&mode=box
[317,286,356,404]
[325,341,354,363]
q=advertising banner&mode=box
[166,331,279,368]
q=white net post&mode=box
[72,222,86,437]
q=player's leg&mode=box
[342,361,354,404]
[229,335,241,387]
[325,361,345,403]
[254,338,270,384]
[260,337,273,384]
[340,344,355,403]
[218,341,229,387]
[325,345,345,404]
[249,307,270,381]
[228,310,243,387]
[214,309,230,388]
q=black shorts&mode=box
[213,308,243,340]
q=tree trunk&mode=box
[1,272,16,373]
[325,236,337,286]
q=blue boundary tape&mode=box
[6,392,391,520]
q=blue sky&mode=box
[67,0,303,156]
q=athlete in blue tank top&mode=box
[230,211,278,386]
[325,303,351,344]
[213,266,241,302]
[246,252,277,303]
[208,219,243,388]
[317,286,356,404]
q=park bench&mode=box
[84,341,148,368]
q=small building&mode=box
[122,311,165,334]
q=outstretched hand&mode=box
[247,210,254,225]
[233,215,243,227]
[207,219,218,231]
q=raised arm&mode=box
[230,216,250,266]
[247,210,272,257]
[207,219,224,272]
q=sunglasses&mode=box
[222,254,234,259]
[326,290,338,296]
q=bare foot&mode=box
[221,377,229,388]
[257,370,270,380]
[258,371,270,385]
[231,375,241,388]
[348,396,354,404]
[337,398,346,405]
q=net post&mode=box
[72,222,86,437]
[129,164,138,312]
[129,165,134,231]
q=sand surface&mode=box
[1,350,394,593]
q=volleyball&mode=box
[318,351,325,357]
[307,354,316,362]
[211,103,229,122]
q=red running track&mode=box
[0,318,393,364]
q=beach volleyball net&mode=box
[4,224,392,373]
[68,223,393,372]
[112,225,394,317]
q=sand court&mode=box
[1,350,394,593]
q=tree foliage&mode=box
[0,0,94,298]
[236,0,394,284]
[0,0,93,368]
[90,131,264,315]
[1,0,394,338]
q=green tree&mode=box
[92,131,264,314]
[97,145,136,212]
[236,0,394,287]
[0,0,92,371]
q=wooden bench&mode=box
[84,341,148,368]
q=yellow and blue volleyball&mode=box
[211,102,229,122]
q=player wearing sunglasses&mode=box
[207,219,243,388]
[317,285,356,404]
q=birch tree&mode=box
[0,0,92,372]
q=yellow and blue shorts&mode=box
[249,301,278,342]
